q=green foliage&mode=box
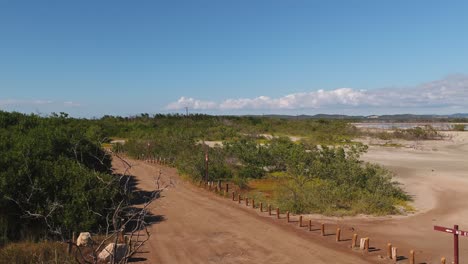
[453,124,466,131]
[0,111,121,244]
[112,114,406,215]
[366,125,443,140]
[271,142,409,216]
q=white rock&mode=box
[98,243,128,262]
[76,232,92,247]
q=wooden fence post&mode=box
[276,208,280,219]
[387,243,392,259]
[391,247,397,260]
[252,199,255,208]
[441,257,446,264]
[232,192,235,201]
[225,183,229,193]
[409,250,415,264]
[245,197,249,206]
[299,216,303,227]
[321,223,325,236]
[351,234,358,248]
[308,220,312,231]
[336,228,341,242]
[68,231,75,255]
[364,238,369,252]
[260,202,263,212]
[268,204,272,215]
[238,194,241,204]
[286,211,290,222]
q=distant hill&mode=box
[450,113,468,118]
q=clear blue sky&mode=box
[1,0,468,117]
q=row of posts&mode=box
[201,181,449,264]
[140,155,170,165]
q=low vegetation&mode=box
[453,124,466,131]
[0,241,74,264]
[0,111,411,261]
[363,125,444,140]
[115,114,410,216]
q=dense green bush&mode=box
[273,142,409,215]
[0,111,121,244]
[453,124,466,131]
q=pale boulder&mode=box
[98,243,128,262]
[76,232,92,247]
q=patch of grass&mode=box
[371,142,404,148]
[394,199,416,214]
[248,178,281,198]
[0,241,75,264]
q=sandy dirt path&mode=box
[113,158,373,264]
[344,131,468,263]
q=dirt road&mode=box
[113,158,373,264]
[354,131,468,263]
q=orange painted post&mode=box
[268,204,272,215]
[299,216,303,227]
[260,202,263,212]
[276,208,280,219]
[321,223,325,236]
[351,234,358,248]
[409,250,415,264]
[286,211,290,222]
[364,238,369,252]
[387,243,392,259]
[308,220,312,231]
[336,228,341,242]
[238,194,241,204]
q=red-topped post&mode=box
[434,224,468,264]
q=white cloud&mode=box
[0,99,82,109]
[63,101,81,107]
[166,75,468,111]
[0,99,53,106]
[166,96,217,110]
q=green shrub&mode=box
[453,124,466,131]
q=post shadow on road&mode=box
[368,246,381,253]
[112,173,167,231]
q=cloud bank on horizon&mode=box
[166,75,468,113]
[0,99,81,108]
